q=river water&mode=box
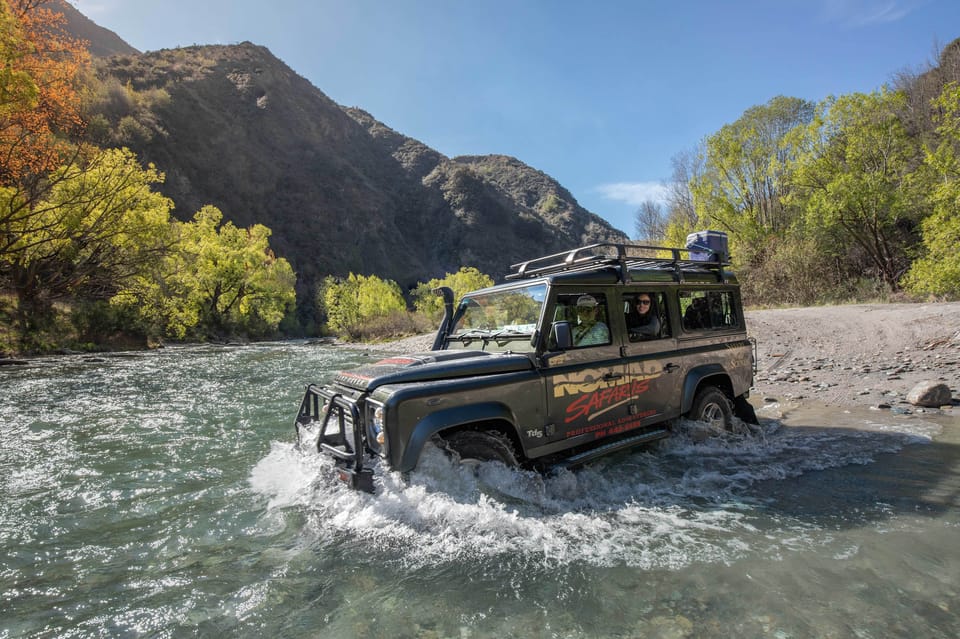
[1,342,958,638]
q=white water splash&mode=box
[250,414,940,570]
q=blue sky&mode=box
[76,0,960,236]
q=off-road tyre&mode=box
[444,430,519,467]
[689,385,733,431]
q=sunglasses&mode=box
[637,299,651,306]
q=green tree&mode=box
[902,83,960,297]
[788,89,927,289]
[693,96,815,257]
[901,208,960,296]
[180,206,295,337]
[3,148,174,328]
[113,205,296,339]
[317,274,359,337]
[320,273,406,338]
[356,273,406,321]
[412,267,494,321]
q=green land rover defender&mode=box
[295,239,757,492]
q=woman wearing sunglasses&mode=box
[627,293,661,341]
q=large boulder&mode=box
[906,381,953,407]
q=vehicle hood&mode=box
[333,350,534,391]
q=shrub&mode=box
[901,207,960,298]
[319,273,408,338]
[740,235,828,306]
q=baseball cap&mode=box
[576,294,598,307]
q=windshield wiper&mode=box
[451,328,532,347]
[452,329,491,345]
[487,328,531,343]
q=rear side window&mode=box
[679,290,739,331]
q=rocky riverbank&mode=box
[746,302,960,414]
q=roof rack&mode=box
[506,242,731,284]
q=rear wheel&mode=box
[444,430,519,467]
[689,385,733,431]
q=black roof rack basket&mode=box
[506,242,731,284]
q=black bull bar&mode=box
[295,384,375,492]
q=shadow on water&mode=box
[745,403,960,527]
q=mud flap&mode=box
[733,395,759,425]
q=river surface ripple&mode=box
[1,342,958,638]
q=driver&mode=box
[573,295,610,346]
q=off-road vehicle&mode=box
[295,238,757,492]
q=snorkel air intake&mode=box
[431,286,455,350]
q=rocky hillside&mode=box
[51,1,139,57]
[88,42,627,312]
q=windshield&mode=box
[448,283,547,351]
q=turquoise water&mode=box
[1,343,959,638]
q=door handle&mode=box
[603,372,624,381]
[664,363,680,373]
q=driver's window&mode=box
[555,292,611,348]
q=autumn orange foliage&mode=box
[1,0,90,188]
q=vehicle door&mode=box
[618,289,683,426]
[540,288,631,447]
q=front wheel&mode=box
[689,385,733,431]
[443,430,519,467]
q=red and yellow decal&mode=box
[566,409,658,439]
[552,361,663,426]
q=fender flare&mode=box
[680,363,731,414]
[397,402,518,472]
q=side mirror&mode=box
[551,321,573,350]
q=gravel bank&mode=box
[746,302,960,412]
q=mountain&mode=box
[49,1,139,57]
[68,13,627,318]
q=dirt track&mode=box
[747,302,960,410]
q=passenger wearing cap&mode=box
[573,294,610,346]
